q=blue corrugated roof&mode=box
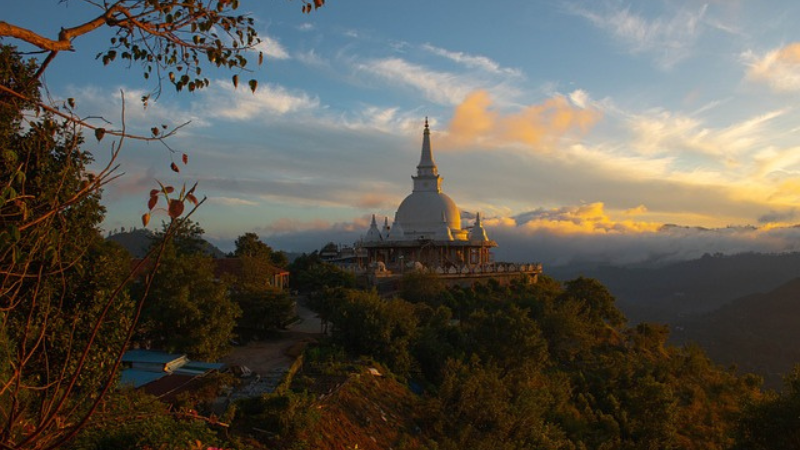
[119,369,167,388]
[123,349,186,364]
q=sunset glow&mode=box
[9,1,800,264]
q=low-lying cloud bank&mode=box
[230,203,800,268]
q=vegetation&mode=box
[229,232,295,337]
[258,274,791,450]
[134,221,241,360]
[0,0,329,446]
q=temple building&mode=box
[362,119,497,270]
[354,120,541,286]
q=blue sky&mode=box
[8,1,800,265]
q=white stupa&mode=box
[362,119,496,269]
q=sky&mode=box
[8,0,800,266]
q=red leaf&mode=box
[142,212,151,227]
[168,199,185,218]
[164,186,175,194]
[148,196,158,210]
[186,193,198,205]
[170,162,180,173]
[149,189,159,197]
[182,153,188,164]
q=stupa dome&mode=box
[396,191,461,235]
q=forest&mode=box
[2,2,800,449]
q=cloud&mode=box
[204,80,320,120]
[442,90,601,151]
[256,36,290,60]
[357,58,476,105]
[758,209,798,224]
[219,204,800,267]
[569,3,708,69]
[421,44,522,76]
[510,202,662,235]
[63,85,210,132]
[208,196,259,207]
[626,108,785,158]
[743,43,800,92]
[625,204,648,215]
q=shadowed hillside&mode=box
[107,228,226,258]
[673,277,800,389]
[548,252,800,324]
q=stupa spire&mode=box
[417,117,438,177]
[412,118,443,193]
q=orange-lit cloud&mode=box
[498,202,662,235]
[743,42,800,92]
[442,90,601,151]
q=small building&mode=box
[213,258,290,290]
[119,349,225,400]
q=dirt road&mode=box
[220,300,322,375]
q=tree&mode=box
[0,1,330,445]
[0,0,325,101]
[228,233,295,335]
[735,365,800,450]
[234,231,288,268]
[137,224,241,360]
[0,46,157,450]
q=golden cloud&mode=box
[441,90,601,151]
[503,202,662,235]
[744,42,800,92]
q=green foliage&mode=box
[137,243,240,360]
[734,365,800,450]
[399,271,453,308]
[228,233,295,335]
[0,45,145,448]
[233,391,318,443]
[311,274,765,450]
[289,253,356,293]
[328,290,419,376]
[67,389,221,450]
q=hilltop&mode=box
[107,228,226,258]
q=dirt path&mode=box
[220,300,322,375]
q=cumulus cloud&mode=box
[63,85,209,131]
[743,43,800,92]
[256,36,290,60]
[624,204,648,215]
[509,202,662,234]
[568,3,708,69]
[442,90,601,151]
[204,80,320,120]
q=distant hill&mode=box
[672,277,800,389]
[548,252,800,324]
[107,228,226,258]
[107,228,154,258]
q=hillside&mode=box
[673,277,800,389]
[107,228,154,257]
[548,252,800,324]
[107,228,226,258]
[293,368,427,450]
